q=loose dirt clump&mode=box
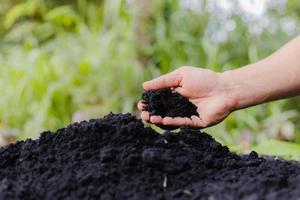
[142,88,199,118]
[0,113,300,200]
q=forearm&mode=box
[222,36,300,110]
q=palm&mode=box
[191,95,232,127]
[139,66,235,128]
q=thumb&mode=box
[174,87,188,97]
[143,70,182,90]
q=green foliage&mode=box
[0,0,300,160]
[0,26,148,139]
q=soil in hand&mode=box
[142,88,199,118]
[142,88,199,129]
[0,113,300,200]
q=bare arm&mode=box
[225,36,300,110]
[138,36,300,128]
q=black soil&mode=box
[1,113,300,200]
[142,88,199,118]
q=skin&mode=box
[138,36,300,128]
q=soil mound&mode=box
[142,88,199,118]
[0,113,300,200]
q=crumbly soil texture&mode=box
[142,88,199,129]
[142,88,199,118]
[0,113,300,200]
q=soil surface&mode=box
[0,113,300,200]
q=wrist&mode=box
[220,69,253,111]
[220,66,270,111]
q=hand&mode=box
[138,66,237,128]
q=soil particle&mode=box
[0,113,300,200]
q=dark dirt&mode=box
[142,88,199,118]
[0,113,300,200]
[142,88,199,129]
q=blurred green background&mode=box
[0,0,300,159]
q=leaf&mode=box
[4,21,37,42]
[44,5,81,28]
[5,1,39,29]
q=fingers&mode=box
[141,111,150,121]
[149,115,163,124]
[174,87,188,97]
[141,111,163,125]
[191,115,208,128]
[141,112,208,128]
[162,117,193,127]
[141,111,163,123]
[161,116,208,128]
[143,70,182,90]
[137,101,145,110]
[138,101,163,124]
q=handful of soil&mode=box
[142,88,199,117]
[0,113,300,200]
[142,89,199,129]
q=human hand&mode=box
[138,66,237,128]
